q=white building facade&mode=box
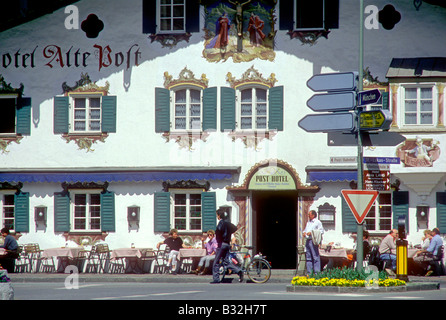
[0,0,445,268]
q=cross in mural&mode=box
[229,0,251,51]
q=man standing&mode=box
[303,210,324,274]
[211,209,243,283]
[379,229,398,272]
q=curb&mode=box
[286,281,440,293]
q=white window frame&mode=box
[69,93,103,134]
[70,189,102,232]
[0,95,18,136]
[400,84,436,128]
[364,192,392,233]
[170,86,203,132]
[156,0,186,34]
[170,189,203,233]
[0,191,15,231]
[236,84,269,131]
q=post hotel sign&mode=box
[248,166,296,190]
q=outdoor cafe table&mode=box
[110,248,153,273]
[41,247,85,273]
[178,248,207,272]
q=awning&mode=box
[0,167,240,183]
[306,166,357,183]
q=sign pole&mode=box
[356,0,365,272]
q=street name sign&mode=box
[341,190,379,224]
[327,131,406,147]
[306,91,357,112]
[358,88,381,106]
[298,113,355,133]
[359,109,392,130]
[363,157,400,164]
[306,72,359,92]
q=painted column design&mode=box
[437,82,445,128]
[390,84,399,128]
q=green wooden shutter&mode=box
[54,192,70,232]
[201,192,216,233]
[220,87,236,132]
[279,0,294,30]
[53,96,69,134]
[185,0,200,33]
[342,196,357,232]
[268,86,284,131]
[101,191,115,232]
[16,97,31,136]
[324,0,339,29]
[101,95,117,133]
[392,191,409,230]
[14,192,29,233]
[381,91,389,110]
[155,87,170,132]
[142,0,157,33]
[436,192,446,232]
[202,87,217,131]
[154,192,171,232]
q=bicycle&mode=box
[218,245,271,283]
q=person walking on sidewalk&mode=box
[303,210,324,274]
[210,209,243,283]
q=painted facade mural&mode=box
[203,0,276,62]
[396,137,441,167]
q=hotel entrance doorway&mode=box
[252,191,297,269]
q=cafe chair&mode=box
[140,250,156,273]
[96,243,112,273]
[109,256,125,274]
[85,245,101,273]
[37,256,56,273]
[22,243,42,273]
[153,244,170,274]
[14,245,29,273]
[418,245,445,276]
[69,250,88,273]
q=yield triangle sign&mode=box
[341,190,379,224]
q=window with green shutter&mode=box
[154,190,216,233]
[14,192,29,233]
[0,96,32,136]
[392,191,409,230]
[436,192,446,232]
[54,190,115,233]
[53,94,117,135]
[0,191,29,232]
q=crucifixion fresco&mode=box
[202,0,276,63]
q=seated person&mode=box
[348,230,372,267]
[379,229,398,272]
[193,230,217,275]
[414,228,444,276]
[0,227,19,273]
[156,228,189,274]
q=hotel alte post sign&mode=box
[248,166,296,190]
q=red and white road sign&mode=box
[341,190,379,224]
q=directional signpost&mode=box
[298,113,355,132]
[300,70,398,272]
[358,88,381,106]
[299,72,358,133]
[359,109,392,130]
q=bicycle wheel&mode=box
[246,259,271,283]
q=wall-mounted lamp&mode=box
[127,206,140,231]
[416,205,429,231]
[34,206,47,230]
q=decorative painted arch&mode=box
[227,159,319,193]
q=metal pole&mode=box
[356,0,365,272]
